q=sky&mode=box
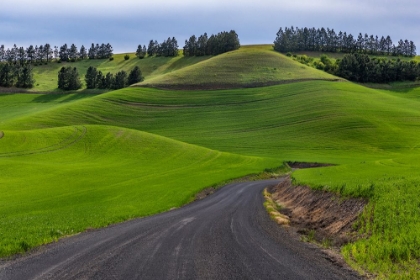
[1,0,419,54]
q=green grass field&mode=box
[2,45,420,278]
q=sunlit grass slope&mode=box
[0,125,278,257]
[7,81,420,162]
[140,45,339,89]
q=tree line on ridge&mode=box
[274,26,416,57]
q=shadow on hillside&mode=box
[32,90,104,103]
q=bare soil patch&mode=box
[194,187,216,200]
[268,176,367,247]
[0,87,30,94]
[0,131,3,139]
[286,161,334,169]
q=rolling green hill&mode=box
[2,45,420,278]
[139,45,340,89]
[27,45,339,92]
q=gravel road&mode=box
[0,179,361,279]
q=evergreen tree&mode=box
[10,44,18,65]
[136,44,146,59]
[0,63,15,87]
[79,45,87,60]
[53,46,59,60]
[105,43,113,58]
[58,67,81,90]
[409,41,417,57]
[147,40,157,56]
[95,44,100,58]
[44,44,53,63]
[113,70,128,89]
[170,37,179,56]
[59,44,69,62]
[26,45,35,64]
[0,45,5,62]
[85,66,98,89]
[38,45,45,63]
[88,43,96,59]
[196,33,207,56]
[96,71,106,89]
[105,72,114,88]
[142,45,147,57]
[5,48,13,65]
[128,66,144,85]
[188,35,197,56]
[69,44,78,61]
[183,40,189,56]
[69,67,82,89]
[16,65,34,88]
[17,47,26,66]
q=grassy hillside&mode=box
[6,82,420,162]
[3,45,420,278]
[140,45,339,89]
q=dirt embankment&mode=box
[286,161,334,169]
[0,131,4,139]
[268,176,367,246]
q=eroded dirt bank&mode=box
[268,176,367,246]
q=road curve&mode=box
[0,179,360,280]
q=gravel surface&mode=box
[0,179,361,280]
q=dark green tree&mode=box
[128,66,144,85]
[17,47,26,66]
[59,44,69,62]
[96,71,106,89]
[136,45,146,59]
[26,45,35,64]
[0,64,15,87]
[85,66,98,89]
[0,45,5,62]
[58,67,81,90]
[79,45,87,60]
[105,72,114,88]
[88,43,96,59]
[147,40,158,56]
[37,45,45,63]
[113,70,128,89]
[16,65,35,88]
[44,43,53,63]
[69,44,78,61]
